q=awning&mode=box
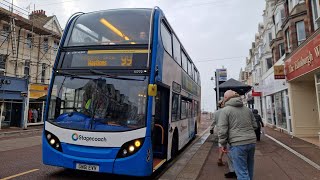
[214,78,252,95]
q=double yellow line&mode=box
[0,169,39,180]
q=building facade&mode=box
[0,5,62,129]
[284,0,320,138]
[242,0,320,139]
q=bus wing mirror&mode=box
[148,84,157,96]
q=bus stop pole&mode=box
[216,70,220,110]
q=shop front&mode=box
[285,30,320,138]
[260,56,292,133]
[0,76,28,129]
[27,84,48,125]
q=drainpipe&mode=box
[36,36,41,83]
[14,28,21,76]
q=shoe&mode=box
[224,172,237,178]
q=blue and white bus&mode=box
[43,7,201,177]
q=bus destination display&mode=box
[62,49,149,68]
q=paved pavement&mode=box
[161,126,320,180]
[197,130,320,180]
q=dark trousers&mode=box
[255,127,261,141]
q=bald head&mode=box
[224,90,238,102]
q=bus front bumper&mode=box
[42,136,153,176]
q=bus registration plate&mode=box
[76,163,99,172]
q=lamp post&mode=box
[211,71,220,111]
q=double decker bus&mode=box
[43,7,201,177]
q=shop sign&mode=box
[30,84,48,99]
[285,32,320,81]
[30,84,48,91]
[252,89,261,97]
[274,65,285,79]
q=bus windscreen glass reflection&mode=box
[47,75,148,132]
[65,9,152,46]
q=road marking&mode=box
[0,169,39,180]
[265,134,320,171]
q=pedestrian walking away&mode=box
[252,109,264,141]
[211,100,227,166]
[218,90,258,180]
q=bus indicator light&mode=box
[134,140,141,147]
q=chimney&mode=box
[29,9,47,21]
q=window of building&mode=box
[275,8,284,32]
[53,41,59,53]
[296,21,306,46]
[160,22,172,56]
[41,63,46,83]
[0,54,7,75]
[279,43,285,57]
[285,29,291,52]
[172,34,181,66]
[43,38,49,52]
[266,58,273,70]
[181,51,188,72]
[26,34,32,48]
[1,25,10,42]
[268,32,272,43]
[171,93,180,121]
[288,0,304,13]
[24,61,30,77]
[280,9,285,22]
[311,0,320,30]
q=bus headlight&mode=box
[116,138,144,158]
[45,131,62,152]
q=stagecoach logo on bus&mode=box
[71,133,107,142]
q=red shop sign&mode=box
[285,32,320,81]
[252,89,261,97]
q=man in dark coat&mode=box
[252,109,264,141]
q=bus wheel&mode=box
[171,131,178,158]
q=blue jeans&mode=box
[229,143,256,180]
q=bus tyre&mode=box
[171,131,178,158]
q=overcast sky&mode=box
[14,0,265,112]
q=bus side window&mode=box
[171,93,180,121]
[160,21,173,56]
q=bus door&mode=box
[153,85,169,161]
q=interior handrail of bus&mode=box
[154,124,164,144]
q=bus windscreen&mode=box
[64,9,152,46]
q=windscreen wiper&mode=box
[56,70,78,77]
[89,69,145,81]
[56,70,94,80]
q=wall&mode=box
[0,20,59,85]
[289,80,320,137]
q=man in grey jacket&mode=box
[218,90,258,180]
